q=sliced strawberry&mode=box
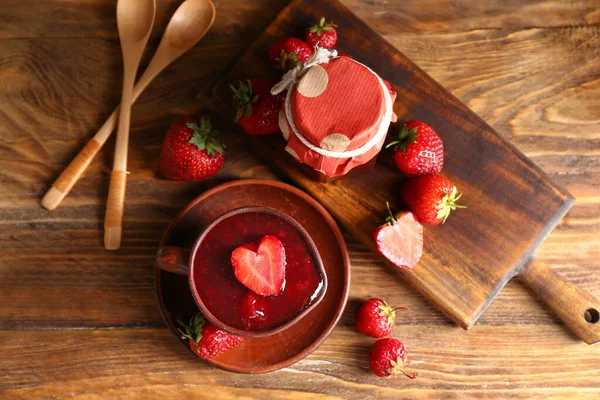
[231,235,286,296]
[374,204,423,269]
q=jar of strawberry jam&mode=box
[272,49,397,181]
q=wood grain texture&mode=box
[212,0,587,333]
[1,327,599,398]
[1,0,599,398]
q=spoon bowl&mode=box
[166,0,216,49]
[117,0,156,43]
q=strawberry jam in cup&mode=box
[156,206,327,338]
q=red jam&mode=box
[193,211,324,332]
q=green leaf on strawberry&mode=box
[275,49,299,70]
[230,80,258,121]
[435,186,467,223]
[177,313,206,351]
[386,124,419,152]
[308,17,337,35]
[230,79,283,136]
[305,18,338,49]
[186,118,225,158]
[176,312,244,359]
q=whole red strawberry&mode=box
[374,203,423,269]
[268,37,313,70]
[159,117,224,181]
[355,298,407,338]
[386,121,444,176]
[400,175,466,225]
[178,313,243,360]
[370,338,417,379]
[231,79,282,135]
[305,17,338,49]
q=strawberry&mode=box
[400,175,466,225]
[268,37,313,70]
[374,203,423,269]
[370,338,417,379]
[305,17,338,49]
[231,235,286,296]
[355,298,408,338]
[178,313,243,360]
[239,292,268,330]
[159,116,224,181]
[386,121,444,176]
[231,79,282,136]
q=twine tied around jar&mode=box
[271,47,339,96]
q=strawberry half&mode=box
[374,203,423,269]
[231,235,286,296]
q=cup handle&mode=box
[156,246,191,275]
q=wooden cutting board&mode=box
[211,0,600,343]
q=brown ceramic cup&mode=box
[156,205,328,338]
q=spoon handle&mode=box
[41,45,174,211]
[104,64,136,250]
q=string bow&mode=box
[270,47,338,95]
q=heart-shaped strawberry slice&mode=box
[231,235,286,296]
[374,211,423,269]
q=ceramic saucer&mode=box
[155,179,350,373]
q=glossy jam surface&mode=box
[193,211,324,332]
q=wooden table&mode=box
[1,1,599,398]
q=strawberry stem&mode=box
[400,368,418,379]
[392,307,409,312]
[384,202,397,225]
[388,356,418,379]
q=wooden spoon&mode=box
[41,0,217,211]
[104,0,156,250]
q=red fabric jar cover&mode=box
[277,54,397,177]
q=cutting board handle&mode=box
[520,258,600,344]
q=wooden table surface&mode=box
[1,1,599,398]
